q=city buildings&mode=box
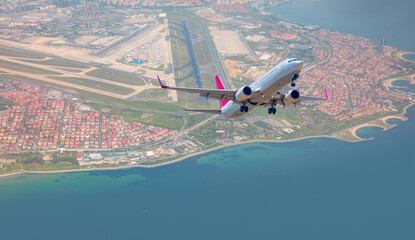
[0,81,177,151]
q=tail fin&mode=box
[215,75,225,90]
[215,75,229,109]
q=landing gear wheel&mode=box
[240,106,244,112]
[272,108,277,114]
[268,108,272,114]
[244,106,248,112]
[291,82,296,87]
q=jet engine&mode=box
[235,86,252,102]
[284,90,300,105]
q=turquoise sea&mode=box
[1,107,414,240]
[2,1,415,239]
[268,0,415,52]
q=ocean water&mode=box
[268,0,415,52]
[1,107,414,240]
[1,1,415,239]
[403,54,415,63]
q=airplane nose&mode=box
[295,61,303,71]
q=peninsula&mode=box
[0,0,414,177]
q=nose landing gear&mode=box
[268,107,276,114]
[267,100,277,114]
[291,74,299,87]
[240,105,248,112]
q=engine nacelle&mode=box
[284,90,301,105]
[235,86,252,102]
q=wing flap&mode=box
[300,96,328,101]
[300,89,329,101]
[184,109,221,114]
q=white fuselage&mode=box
[220,58,303,119]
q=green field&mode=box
[120,110,183,130]
[85,69,146,86]
[0,60,61,75]
[84,102,112,112]
[206,65,218,74]
[85,101,183,129]
[0,48,44,59]
[201,73,216,89]
[183,100,218,109]
[149,79,160,86]
[175,66,193,80]
[19,59,90,69]
[169,24,186,40]
[79,90,185,112]
[0,74,82,93]
[56,68,83,73]
[182,113,213,128]
[193,40,213,66]
[0,97,15,105]
[251,106,304,125]
[23,162,79,171]
[50,76,134,95]
[135,88,168,98]
[187,21,200,31]
[180,76,196,88]
[171,37,190,69]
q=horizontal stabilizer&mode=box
[184,109,221,114]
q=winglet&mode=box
[157,76,168,89]
[324,88,329,99]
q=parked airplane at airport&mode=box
[158,58,328,119]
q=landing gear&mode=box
[240,105,248,112]
[291,74,299,87]
[268,107,276,114]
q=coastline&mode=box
[0,135,345,179]
[2,13,415,180]
[2,99,413,179]
[382,73,415,89]
[396,50,415,63]
[383,51,415,88]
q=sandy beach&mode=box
[396,50,415,62]
[382,51,415,88]
[382,73,415,89]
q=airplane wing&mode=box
[299,88,329,101]
[157,76,236,101]
[264,88,329,107]
[184,109,221,114]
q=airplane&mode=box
[157,58,328,119]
